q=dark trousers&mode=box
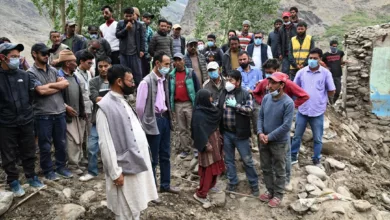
[110,51,120,65]
[146,116,171,190]
[260,142,288,199]
[35,113,67,175]
[141,56,151,78]
[119,54,142,86]
[332,76,341,103]
[0,121,36,184]
[289,69,299,82]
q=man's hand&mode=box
[126,21,133,30]
[248,89,253,94]
[140,52,144,58]
[259,133,268,144]
[225,98,237,107]
[66,106,78,117]
[114,174,124,186]
[96,97,103,103]
[279,55,283,60]
[51,60,59,66]
[57,77,65,82]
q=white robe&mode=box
[96,91,158,220]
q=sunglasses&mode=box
[40,51,49,56]
[254,37,263,39]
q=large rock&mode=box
[307,174,326,189]
[325,158,346,170]
[302,129,313,142]
[340,124,357,140]
[322,140,350,157]
[305,165,327,180]
[55,204,86,220]
[80,190,97,206]
[210,192,226,207]
[366,131,382,141]
[0,191,13,216]
[382,193,390,204]
[353,200,372,212]
[62,188,72,199]
[337,186,352,198]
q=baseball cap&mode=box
[173,53,184,60]
[187,39,198,45]
[0,43,24,54]
[282,12,291,18]
[267,72,289,83]
[142,12,154,19]
[172,24,182,30]
[31,43,49,53]
[66,20,76,26]
[242,20,251,26]
[207,61,219,70]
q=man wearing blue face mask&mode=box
[136,52,180,203]
[322,40,345,104]
[246,31,273,70]
[278,12,297,74]
[201,34,224,66]
[203,61,225,104]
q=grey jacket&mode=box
[115,20,145,56]
[149,32,173,57]
[98,92,148,175]
[184,53,208,85]
[89,76,105,124]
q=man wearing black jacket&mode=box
[115,7,145,86]
[278,12,297,74]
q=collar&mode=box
[106,18,115,26]
[33,63,49,72]
[306,66,322,74]
[238,65,254,72]
[110,91,125,100]
[153,71,165,81]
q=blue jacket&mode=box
[267,30,280,57]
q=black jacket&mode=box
[277,24,297,58]
[0,68,34,127]
[115,20,145,57]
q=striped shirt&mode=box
[238,33,254,50]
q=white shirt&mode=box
[252,44,274,69]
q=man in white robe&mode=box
[96,64,158,220]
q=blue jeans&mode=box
[291,112,324,163]
[146,116,171,190]
[281,57,290,74]
[35,113,67,175]
[87,125,99,176]
[223,131,258,187]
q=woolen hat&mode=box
[242,20,251,26]
[57,49,76,63]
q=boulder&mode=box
[189,158,198,171]
[337,186,352,198]
[325,158,346,170]
[305,184,316,192]
[322,140,350,157]
[382,193,390,204]
[62,188,72,199]
[93,182,104,192]
[366,131,382,141]
[382,144,389,157]
[331,206,346,215]
[210,192,226,207]
[302,129,313,142]
[80,190,97,206]
[307,174,326,189]
[308,186,322,198]
[305,165,327,180]
[55,204,86,220]
[298,192,308,199]
[0,191,13,216]
[353,200,372,212]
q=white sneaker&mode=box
[79,174,95,182]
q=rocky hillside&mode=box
[161,0,189,25]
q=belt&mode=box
[155,111,169,118]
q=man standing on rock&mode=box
[0,43,45,197]
[97,64,157,219]
[257,72,294,208]
[219,70,259,196]
[291,48,335,168]
[184,39,208,86]
[100,5,120,64]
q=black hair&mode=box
[297,21,307,28]
[227,30,237,36]
[88,25,99,31]
[198,40,205,44]
[207,34,216,40]
[153,52,169,66]
[229,36,240,43]
[107,64,132,86]
[96,56,112,65]
[167,21,173,26]
[88,39,100,47]
[254,31,264,35]
[0,49,11,56]
[101,5,113,12]
[0,37,11,44]
[262,59,280,70]
[228,70,242,83]
[78,51,95,65]
[290,7,298,13]
[309,48,323,58]
[49,30,60,38]
[158,18,168,25]
[123,7,134,15]
[274,19,283,24]
[330,40,338,46]
[238,51,249,57]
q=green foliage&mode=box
[195,0,280,41]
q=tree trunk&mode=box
[76,0,84,34]
[60,0,66,33]
[116,0,123,20]
[50,0,56,26]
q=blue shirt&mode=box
[238,65,262,91]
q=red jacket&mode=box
[252,79,309,108]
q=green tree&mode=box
[195,0,280,41]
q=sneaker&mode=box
[27,176,45,188]
[179,152,189,159]
[251,186,260,197]
[45,171,60,181]
[268,197,282,208]
[193,151,198,158]
[259,191,273,202]
[314,162,325,170]
[79,173,96,182]
[56,168,74,179]
[9,180,25,197]
[209,186,222,194]
[291,159,298,165]
[193,193,211,208]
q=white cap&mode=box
[207,61,219,70]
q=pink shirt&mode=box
[136,72,168,119]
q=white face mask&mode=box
[225,81,235,92]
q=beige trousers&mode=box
[66,117,86,166]
[175,101,194,153]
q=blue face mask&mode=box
[270,89,280,97]
[308,59,319,68]
[330,47,338,53]
[208,70,219,79]
[90,34,98,39]
[159,66,170,75]
[207,41,214,47]
[8,58,20,70]
[265,73,272,78]
[254,39,262,45]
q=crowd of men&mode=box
[0,5,346,219]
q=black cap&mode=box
[31,43,50,53]
[142,12,155,19]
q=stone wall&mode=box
[343,23,390,123]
